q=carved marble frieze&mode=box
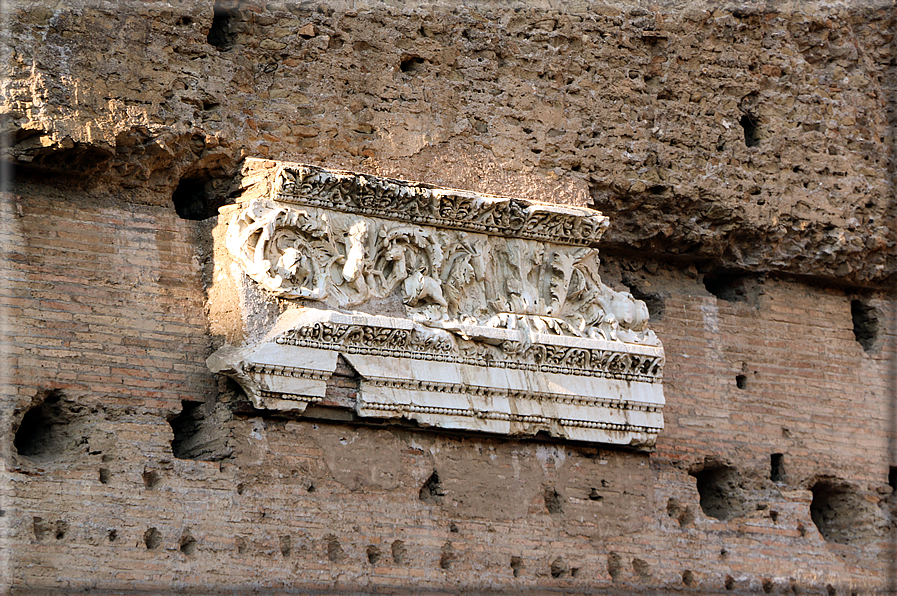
[208,159,665,448]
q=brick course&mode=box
[2,185,893,593]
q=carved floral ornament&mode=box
[209,160,665,448]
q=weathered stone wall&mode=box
[2,1,896,593]
[5,0,897,284]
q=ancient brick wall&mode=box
[2,1,896,593]
[3,184,892,593]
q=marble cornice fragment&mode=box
[209,159,664,448]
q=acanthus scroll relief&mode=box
[209,159,665,448]
[227,197,658,346]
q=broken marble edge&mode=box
[238,158,611,246]
[207,307,665,447]
[212,352,664,448]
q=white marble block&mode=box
[208,160,665,448]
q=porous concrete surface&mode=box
[3,0,896,285]
[2,1,896,594]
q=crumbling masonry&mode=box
[2,1,896,593]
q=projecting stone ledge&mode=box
[208,160,665,449]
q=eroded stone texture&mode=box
[2,1,896,595]
[3,0,896,285]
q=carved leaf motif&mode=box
[228,181,657,346]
